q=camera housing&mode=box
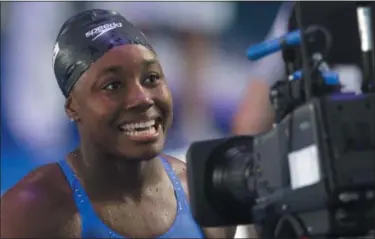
[188,93,375,238]
[186,3,375,238]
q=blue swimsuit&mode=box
[58,157,204,238]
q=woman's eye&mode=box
[104,81,122,91]
[143,74,161,85]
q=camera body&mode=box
[187,4,375,238]
[188,92,375,238]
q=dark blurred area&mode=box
[288,2,375,67]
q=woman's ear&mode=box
[65,95,79,122]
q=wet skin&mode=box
[0,45,236,238]
[68,44,173,161]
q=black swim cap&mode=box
[53,9,154,97]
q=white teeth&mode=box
[120,120,156,131]
[125,126,157,136]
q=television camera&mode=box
[186,3,375,239]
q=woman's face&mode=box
[66,44,173,161]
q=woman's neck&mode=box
[68,144,164,202]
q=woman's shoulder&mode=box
[160,153,188,191]
[161,153,186,176]
[1,163,75,237]
[2,162,71,201]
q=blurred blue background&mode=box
[0,2,284,194]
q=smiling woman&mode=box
[66,42,172,162]
[0,9,236,238]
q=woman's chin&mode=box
[115,143,165,162]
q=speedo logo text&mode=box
[85,22,123,40]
